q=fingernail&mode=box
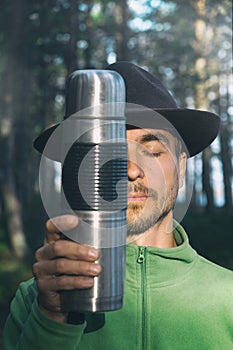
[85,277,94,287]
[89,248,99,259]
[90,264,101,274]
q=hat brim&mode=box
[33,108,220,161]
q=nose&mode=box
[128,159,144,181]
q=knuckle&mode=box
[34,248,42,262]
[45,218,56,232]
[45,219,50,231]
[36,278,46,292]
[32,262,40,277]
[55,275,93,290]
[56,276,67,290]
[52,240,63,256]
[54,259,65,274]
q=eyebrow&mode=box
[139,132,170,146]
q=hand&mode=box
[32,215,101,323]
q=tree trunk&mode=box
[0,65,28,259]
[2,182,28,259]
[219,121,233,211]
[202,148,214,211]
[84,2,94,68]
[66,0,79,75]
[115,0,131,61]
[0,1,29,258]
[193,0,214,210]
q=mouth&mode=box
[128,193,149,203]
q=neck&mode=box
[126,211,177,248]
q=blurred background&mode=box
[0,0,232,342]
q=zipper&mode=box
[137,247,146,350]
[137,246,145,264]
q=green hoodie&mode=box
[3,224,233,349]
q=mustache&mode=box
[128,183,158,199]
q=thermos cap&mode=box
[65,70,126,118]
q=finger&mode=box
[33,259,101,278]
[35,239,99,262]
[37,275,95,292]
[45,231,63,244]
[46,215,79,233]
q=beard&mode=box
[126,180,179,237]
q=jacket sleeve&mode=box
[2,279,86,350]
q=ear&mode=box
[178,152,187,189]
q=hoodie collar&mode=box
[126,224,198,286]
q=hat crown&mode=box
[33,61,220,159]
[107,61,177,109]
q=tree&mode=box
[128,0,232,210]
[0,0,30,258]
[0,0,231,259]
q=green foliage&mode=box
[0,251,31,339]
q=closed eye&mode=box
[141,149,163,158]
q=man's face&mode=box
[126,128,186,236]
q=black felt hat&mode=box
[33,61,220,158]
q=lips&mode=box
[128,193,149,203]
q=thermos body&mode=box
[61,70,128,312]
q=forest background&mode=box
[0,0,232,341]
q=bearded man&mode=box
[3,62,233,350]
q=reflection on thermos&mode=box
[61,69,128,312]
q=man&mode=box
[3,62,233,349]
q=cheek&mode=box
[163,163,179,186]
[142,160,167,189]
[145,158,179,191]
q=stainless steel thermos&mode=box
[61,69,128,312]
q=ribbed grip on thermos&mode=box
[60,70,127,312]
